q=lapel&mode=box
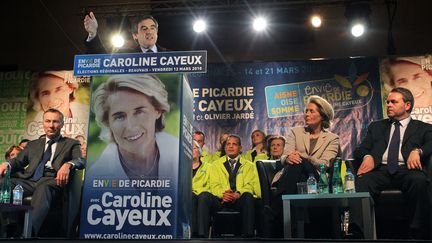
[35,138,46,162]
[311,131,327,155]
[402,120,417,146]
[302,128,309,154]
[384,119,392,145]
[52,136,65,165]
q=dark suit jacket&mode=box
[9,136,84,179]
[354,118,432,168]
[84,35,167,54]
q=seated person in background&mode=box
[273,95,339,194]
[193,131,213,163]
[354,87,432,239]
[84,12,166,53]
[0,108,84,236]
[197,134,261,237]
[5,145,22,160]
[191,140,211,237]
[74,135,87,159]
[211,132,229,161]
[244,129,267,162]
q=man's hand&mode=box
[357,156,375,175]
[407,149,422,170]
[287,151,302,164]
[84,11,98,38]
[55,163,72,187]
[222,190,236,203]
[0,163,9,177]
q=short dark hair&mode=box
[131,15,158,33]
[227,134,242,146]
[43,108,64,123]
[194,131,205,140]
[18,139,30,145]
[390,87,415,113]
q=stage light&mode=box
[253,17,267,32]
[111,34,125,48]
[344,3,371,38]
[310,15,322,28]
[351,23,365,37]
[193,19,207,33]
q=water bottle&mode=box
[306,173,318,194]
[12,184,24,205]
[344,168,356,193]
[332,157,343,194]
[318,164,329,194]
[1,166,11,204]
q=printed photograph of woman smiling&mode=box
[86,74,180,180]
[25,70,91,139]
[381,55,432,123]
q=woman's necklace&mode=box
[119,146,160,178]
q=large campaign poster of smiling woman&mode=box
[24,70,91,141]
[80,73,187,239]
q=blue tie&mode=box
[31,139,55,181]
[387,121,400,174]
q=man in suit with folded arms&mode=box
[0,108,85,236]
[83,12,166,54]
[354,87,432,239]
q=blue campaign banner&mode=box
[189,57,383,159]
[80,73,188,239]
[73,51,207,76]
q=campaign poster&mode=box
[189,57,383,159]
[0,71,31,154]
[380,55,432,124]
[24,70,91,143]
[80,73,185,239]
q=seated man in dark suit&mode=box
[354,87,432,239]
[196,134,261,237]
[0,108,85,236]
[84,12,166,53]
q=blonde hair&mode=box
[30,71,79,111]
[307,95,334,129]
[92,74,170,143]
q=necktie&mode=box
[228,159,237,191]
[387,121,400,174]
[229,159,236,171]
[146,49,153,53]
[31,139,55,181]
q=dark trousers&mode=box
[355,165,429,233]
[10,174,62,236]
[197,191,255,237]
[275,160,319,195]
[191,193,198,236]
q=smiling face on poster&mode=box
[80,73,183,239]
[381,56,432,123]
[25,70,91,140]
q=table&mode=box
[282,192,376,239]
[0,203,33,238]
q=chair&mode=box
[350,155,432,239]
[22,168,84,238]
[255,160,282,237]
[211,209,242,237]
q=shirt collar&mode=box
[45,135,61,144]
[396,116,411,128]
[227,155,240,163]
[141,45,157,53]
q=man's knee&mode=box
[355,175,370,192]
